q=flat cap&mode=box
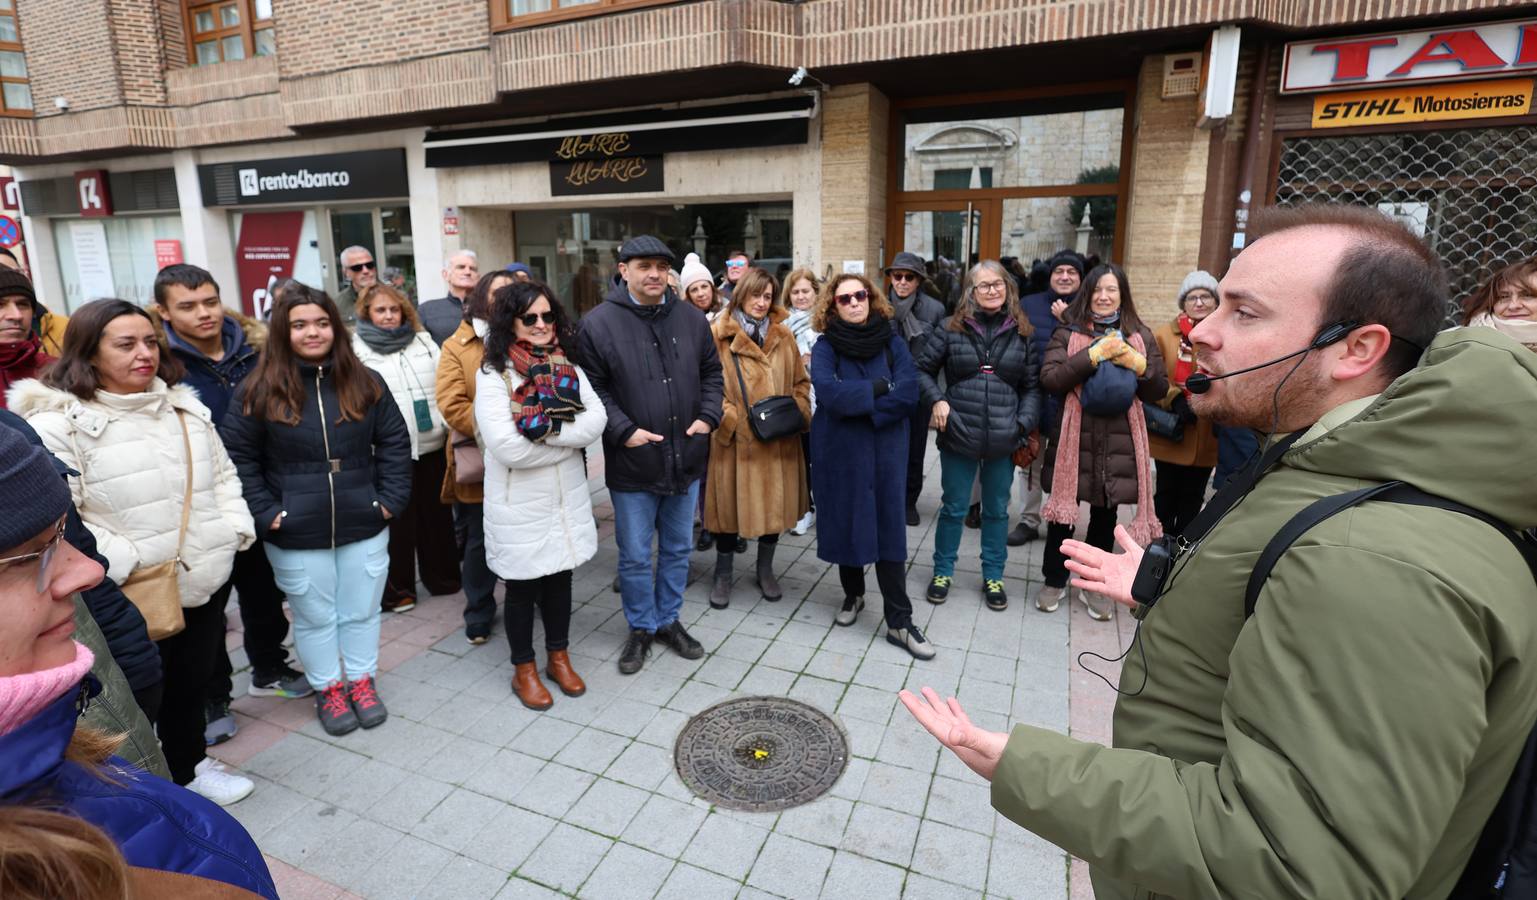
[617,235,676,266]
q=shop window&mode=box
[1276,125,1537,324]
[0,0,32,116]
[186,0,275,66]
[491,0,675,32]
[903,103,1122,192]
[50,215,186,313]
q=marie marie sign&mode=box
[1282,18,1537,93]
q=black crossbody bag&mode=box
[732,351,804,441]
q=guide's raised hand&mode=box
[1061,524,1144,610]
[898,687,1008,782]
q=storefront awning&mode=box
[423,95,815,168]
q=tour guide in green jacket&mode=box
[902,205,1537,900]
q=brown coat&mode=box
[435,319,484,504]
[1040,323,1168,508]
[703,309,812,537]
[1148,320,1219,468]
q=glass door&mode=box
[890,200,991,311]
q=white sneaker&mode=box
[188,758,255,806]
[790,511,815,536]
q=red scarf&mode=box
[0,336,53,409]
[1173,313,1197,396]
[505,337,583,442]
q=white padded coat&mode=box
[474,362,606,582]
[352,331,447,459]
[8,378,256,608]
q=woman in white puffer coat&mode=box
[7,298,257,807]
[473,279,605,713]
[351,284,460,613]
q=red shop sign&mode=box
[235,211,304,318]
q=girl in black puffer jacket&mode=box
[913,260,1041,612]
[220,284,411,738]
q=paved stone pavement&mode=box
[211,438,1139,899]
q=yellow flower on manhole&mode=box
[752,747,770,760]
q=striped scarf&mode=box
[506,339,583,442]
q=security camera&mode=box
[53,97,70,111]
[788,67,808,86]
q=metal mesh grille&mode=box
[1275,126,1537,322]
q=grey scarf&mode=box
[734,308,768,346]
[890,292,927,341]
[356,320,417,354]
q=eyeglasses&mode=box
[519,311,556,327]
[974,281,1007,295]
[347,261,377,273]
[0,517,66,593]
[1184,292,1215,304]
[889,272,919,283]
[835,290,869,306]
[726,260,748,269]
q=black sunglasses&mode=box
[519,311,556,327]
[347,261,377,273]
[835,289,869,306]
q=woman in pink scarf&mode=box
[1037,264,1168,620]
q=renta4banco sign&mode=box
[198,149,408,207]
[1283,17,1537,93]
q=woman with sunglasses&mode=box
[437,270,517,644]
[8,299,259,805]
[475,281,605,710]
[703,266,811,608]
[913,260,1042,612]
[220,285,411,736]
[808,274,931,657]
[351,283,459,613]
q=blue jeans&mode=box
[611,482,698,633]
[933,450,1014,581]
[265,529,389,690]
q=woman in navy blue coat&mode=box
[809,273,932,660]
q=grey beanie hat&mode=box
[0,426,70,554]
[1178,270,1221,308]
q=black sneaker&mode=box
[734,536,748,553]
[618,629,652,675]
[203,701,236,746]
[655,620,705,660]
[316,682,359,736]
[466,625,490,646]
[984,579,1008,611]
[964,503,982,529]
[249,664,314,699]
[926,575,952,604]
[347,675,388,729]
[696,529,714,552]
[1006,522,1038,546]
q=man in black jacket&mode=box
[575,235,723,675]
[885,252,946,525]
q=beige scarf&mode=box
[1469,312,1537,352]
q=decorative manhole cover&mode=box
[674,696,849,812]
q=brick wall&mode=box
[110,0,170,106]
[18,0,124,115]
[270,0,490,80]
[1123,54,1210,325]
[818,83,889,274]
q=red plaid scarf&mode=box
[506,338,583,442]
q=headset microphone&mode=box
[1184,320,1359,395]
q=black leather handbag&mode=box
[1142,400,1184,442]
[732,352,804,442]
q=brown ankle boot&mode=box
[512,662,553,710]
[545,650,586,697]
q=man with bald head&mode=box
[903,204,1537,899]
[418,250,481,346]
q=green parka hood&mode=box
[1284,326,1537,529]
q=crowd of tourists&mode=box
[0,211,1535,897]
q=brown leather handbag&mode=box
[1011,430,1042,469]
[119,411,192,642]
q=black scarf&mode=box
[356,320,417,354]
[823,315,893,361]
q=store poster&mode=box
[235,211,305,318]
[69,221,116,301]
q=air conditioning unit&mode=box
[1162,52,1202,98]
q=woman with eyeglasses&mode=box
[475,280,605,710]
[437,270,517,644]
[220,285,411,737]
[8,298,259,806]
[703,266,811,609]
[351,284,459,613]
[808,274,930,657]
[1037,263,1167,620]
[913,260,1042,612]
[1149,271,1222,538]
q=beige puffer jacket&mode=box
[8,378,255,607]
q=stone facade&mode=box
[819,84,889,277]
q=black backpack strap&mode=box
[1244,482,1537,619]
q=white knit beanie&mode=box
[679,253,713,294]
[1178,270,1220,308]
